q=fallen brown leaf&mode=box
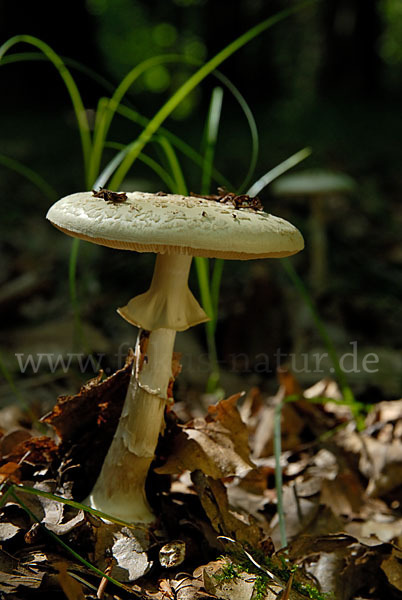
[191,470,262,547]
[6,436,58,472]
[42,351,134,442]
[0,429,32,458]
[0,462,21,485]
[156,394,254,479]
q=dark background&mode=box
[1,0,401,410]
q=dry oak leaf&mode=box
[156,394,255,479]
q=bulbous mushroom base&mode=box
[87,441,156,524]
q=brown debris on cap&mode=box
[191,187,264,211]
[92,188,128,204]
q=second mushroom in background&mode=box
[272,169,356,295]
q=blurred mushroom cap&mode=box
[272,169,356,197]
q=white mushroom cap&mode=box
[46,191,304,259]
[272,169,356,197]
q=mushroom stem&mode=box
[309,194,328,294]
[88,253,206,523]
[88,327,176,523]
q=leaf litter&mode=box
[0,355,401,599]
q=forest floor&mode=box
[1,349,402,600]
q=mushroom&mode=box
[272,169,355,294]
[46,190,304,523]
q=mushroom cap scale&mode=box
[46,191,304,260]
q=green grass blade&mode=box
[156,136,188,195]
[94,144,135,190]
[274,401,287,549]
[0,154,58,201]
[211,71,259,194]
[198,77,259,373]
[0,484,14,507]
[0,36,91,180]
[13,484,141,529]
[273,389,367,550]
[194,257,220,392]
[109,0,318,190]
[198,87,225,391]
[65,572,98,594]
[96,138,180,191]
[197,79,258,389]
[247,147,312,197]
[93,96,109,139]
[91,65,259,193]
[105,142,176,190]
[194,258,214,321]
[201,86,224,194]
[211,258,225,332]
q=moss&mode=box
[213,559,243,583]
[254,574,270,600]
[215,548,328,600]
